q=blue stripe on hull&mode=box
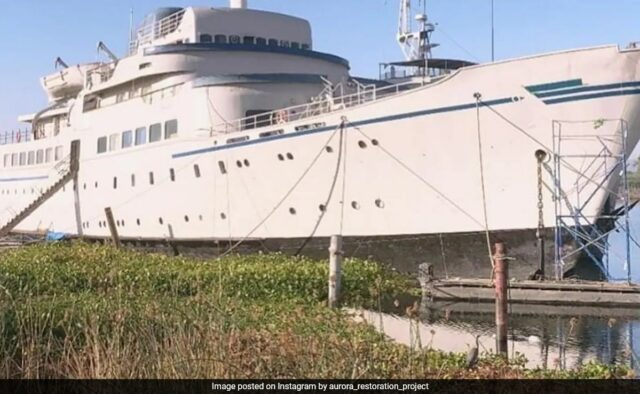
[172,97,515,159]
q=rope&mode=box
[345,121,485,229]
[339,117,350,235]
[477,97,623,200]
[474,94,495,274]
[215,126,342,259]
[294,119,346,255]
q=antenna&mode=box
[129,8,134,49]
[491,0,495,62]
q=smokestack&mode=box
[230,0,247,9]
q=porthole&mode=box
[95,182,98,189]
[136,219,141,226]
[319,204,327,212]
[198,215,203,221]
[375,199,385,208]
[122,220,125,227]
[83,183,87,190]
[358,141,367,149]
[220,213,227,220]
[243,159,250,167]
[159,217,164,225]
[371,139,379,146]
[184,215,190,222]
[277,154,285,161]
[194,164,201,178]
[113,177,118,189]
[326,146,334,153]
[236,160,243,168]
[352,201,360,210]
[286,153,294,160]
[289,207,297,215]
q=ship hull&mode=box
[2,44,640,280]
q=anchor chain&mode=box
[533,150,547,280]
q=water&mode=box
[358,207,640,374]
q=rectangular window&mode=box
[291,42,300,49]
[164,119,178,139]
[149,123,162,143]
[27,151,35,165]
[122,130,133,148]
[11,153,18,166]
[45,148,52,163]
[218,161,227,175]
[268,38,278,47]
[113,177,118,189]
[109,133,119,151]
[55,146,63,161]
[200,34,212,43]
[256,37,267,46]
[149,172,155,185]
[131,174,136,187]
[135,127,147,146]
[214,34,227,44]
[97,137,108,153]
[3,154,9,168]
[19,152,26,166]
[279,40,290,48]
[194,164,201,178]
[243,36,255,45]
[169,168,175,182]
[36,150,43,164]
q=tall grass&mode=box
[0,242,629,379]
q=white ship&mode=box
[1,0,640,280]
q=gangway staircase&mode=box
[0,140,80,238]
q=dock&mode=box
[423,278,640,307]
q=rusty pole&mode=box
[493,241,509,359]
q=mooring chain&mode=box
[536,152,545,240]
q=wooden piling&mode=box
[104,207,121,248]
[493,241,509,359]
[328,235,343,308]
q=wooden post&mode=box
[493,241,509,359]
[104,207,121,248]
[328,235,343,308]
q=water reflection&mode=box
[356,300,640,373]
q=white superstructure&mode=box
[1,1,640,279]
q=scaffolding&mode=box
[551,119,633,283]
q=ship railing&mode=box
[129,9,186,55]
[0,130,32,145]
[212,80,423,134]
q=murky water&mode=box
[355,301,638,373]
[357,207,640,373]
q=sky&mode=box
[0,0,639,131]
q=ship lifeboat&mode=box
[40,63,100,101]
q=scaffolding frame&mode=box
[551,119,632,283]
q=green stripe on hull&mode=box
[525,79,583,93]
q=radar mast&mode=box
[397,0,438,61]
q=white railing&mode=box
[212,80,424,135]
[129,9,186,54]
[0,130,32,145]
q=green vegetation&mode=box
[0,242,631,378]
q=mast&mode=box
[397,0,438,62]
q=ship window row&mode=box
[2,146,63,168]
[198,34,310,50]
[97,120,178,154]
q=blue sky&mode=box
[0,0,639,131]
